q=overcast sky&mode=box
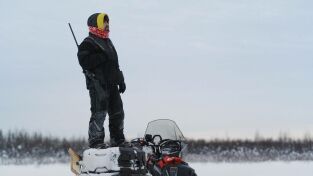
[1,0,313,140]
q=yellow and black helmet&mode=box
[87,13,109,30]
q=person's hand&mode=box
[118,82,126,93]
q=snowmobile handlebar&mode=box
[131,135,183,158]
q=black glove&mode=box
[118,82,126,93]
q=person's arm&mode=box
[77,41,106,70]
[117,71,126,93]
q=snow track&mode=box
[1,162,313,176]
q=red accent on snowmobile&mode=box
[157,155,183,169]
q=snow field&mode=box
[1,162,313,176]
[190,162,313,176]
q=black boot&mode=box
[88,111,106,148]
[90,143,109,149]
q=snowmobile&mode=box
[131,119,197,176]
[68,119,196,176]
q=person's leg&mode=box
[88,86,109,148]
[108,85,125,146]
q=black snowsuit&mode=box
[77,34,125,147]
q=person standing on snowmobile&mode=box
[77,13,126,148]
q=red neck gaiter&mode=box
[89,26,109,39]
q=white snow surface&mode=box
[1,162,313,176]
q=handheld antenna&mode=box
[68,23,79,49]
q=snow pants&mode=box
[88,83,125,148]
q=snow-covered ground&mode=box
[1,162,312,176]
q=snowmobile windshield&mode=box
[144,119,185,141]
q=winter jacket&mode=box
[77,34,124,87]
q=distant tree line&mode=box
[186,138,313,162]
[0,130,87,164]
[1,129,313,164]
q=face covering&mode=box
[89,26,109,38]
